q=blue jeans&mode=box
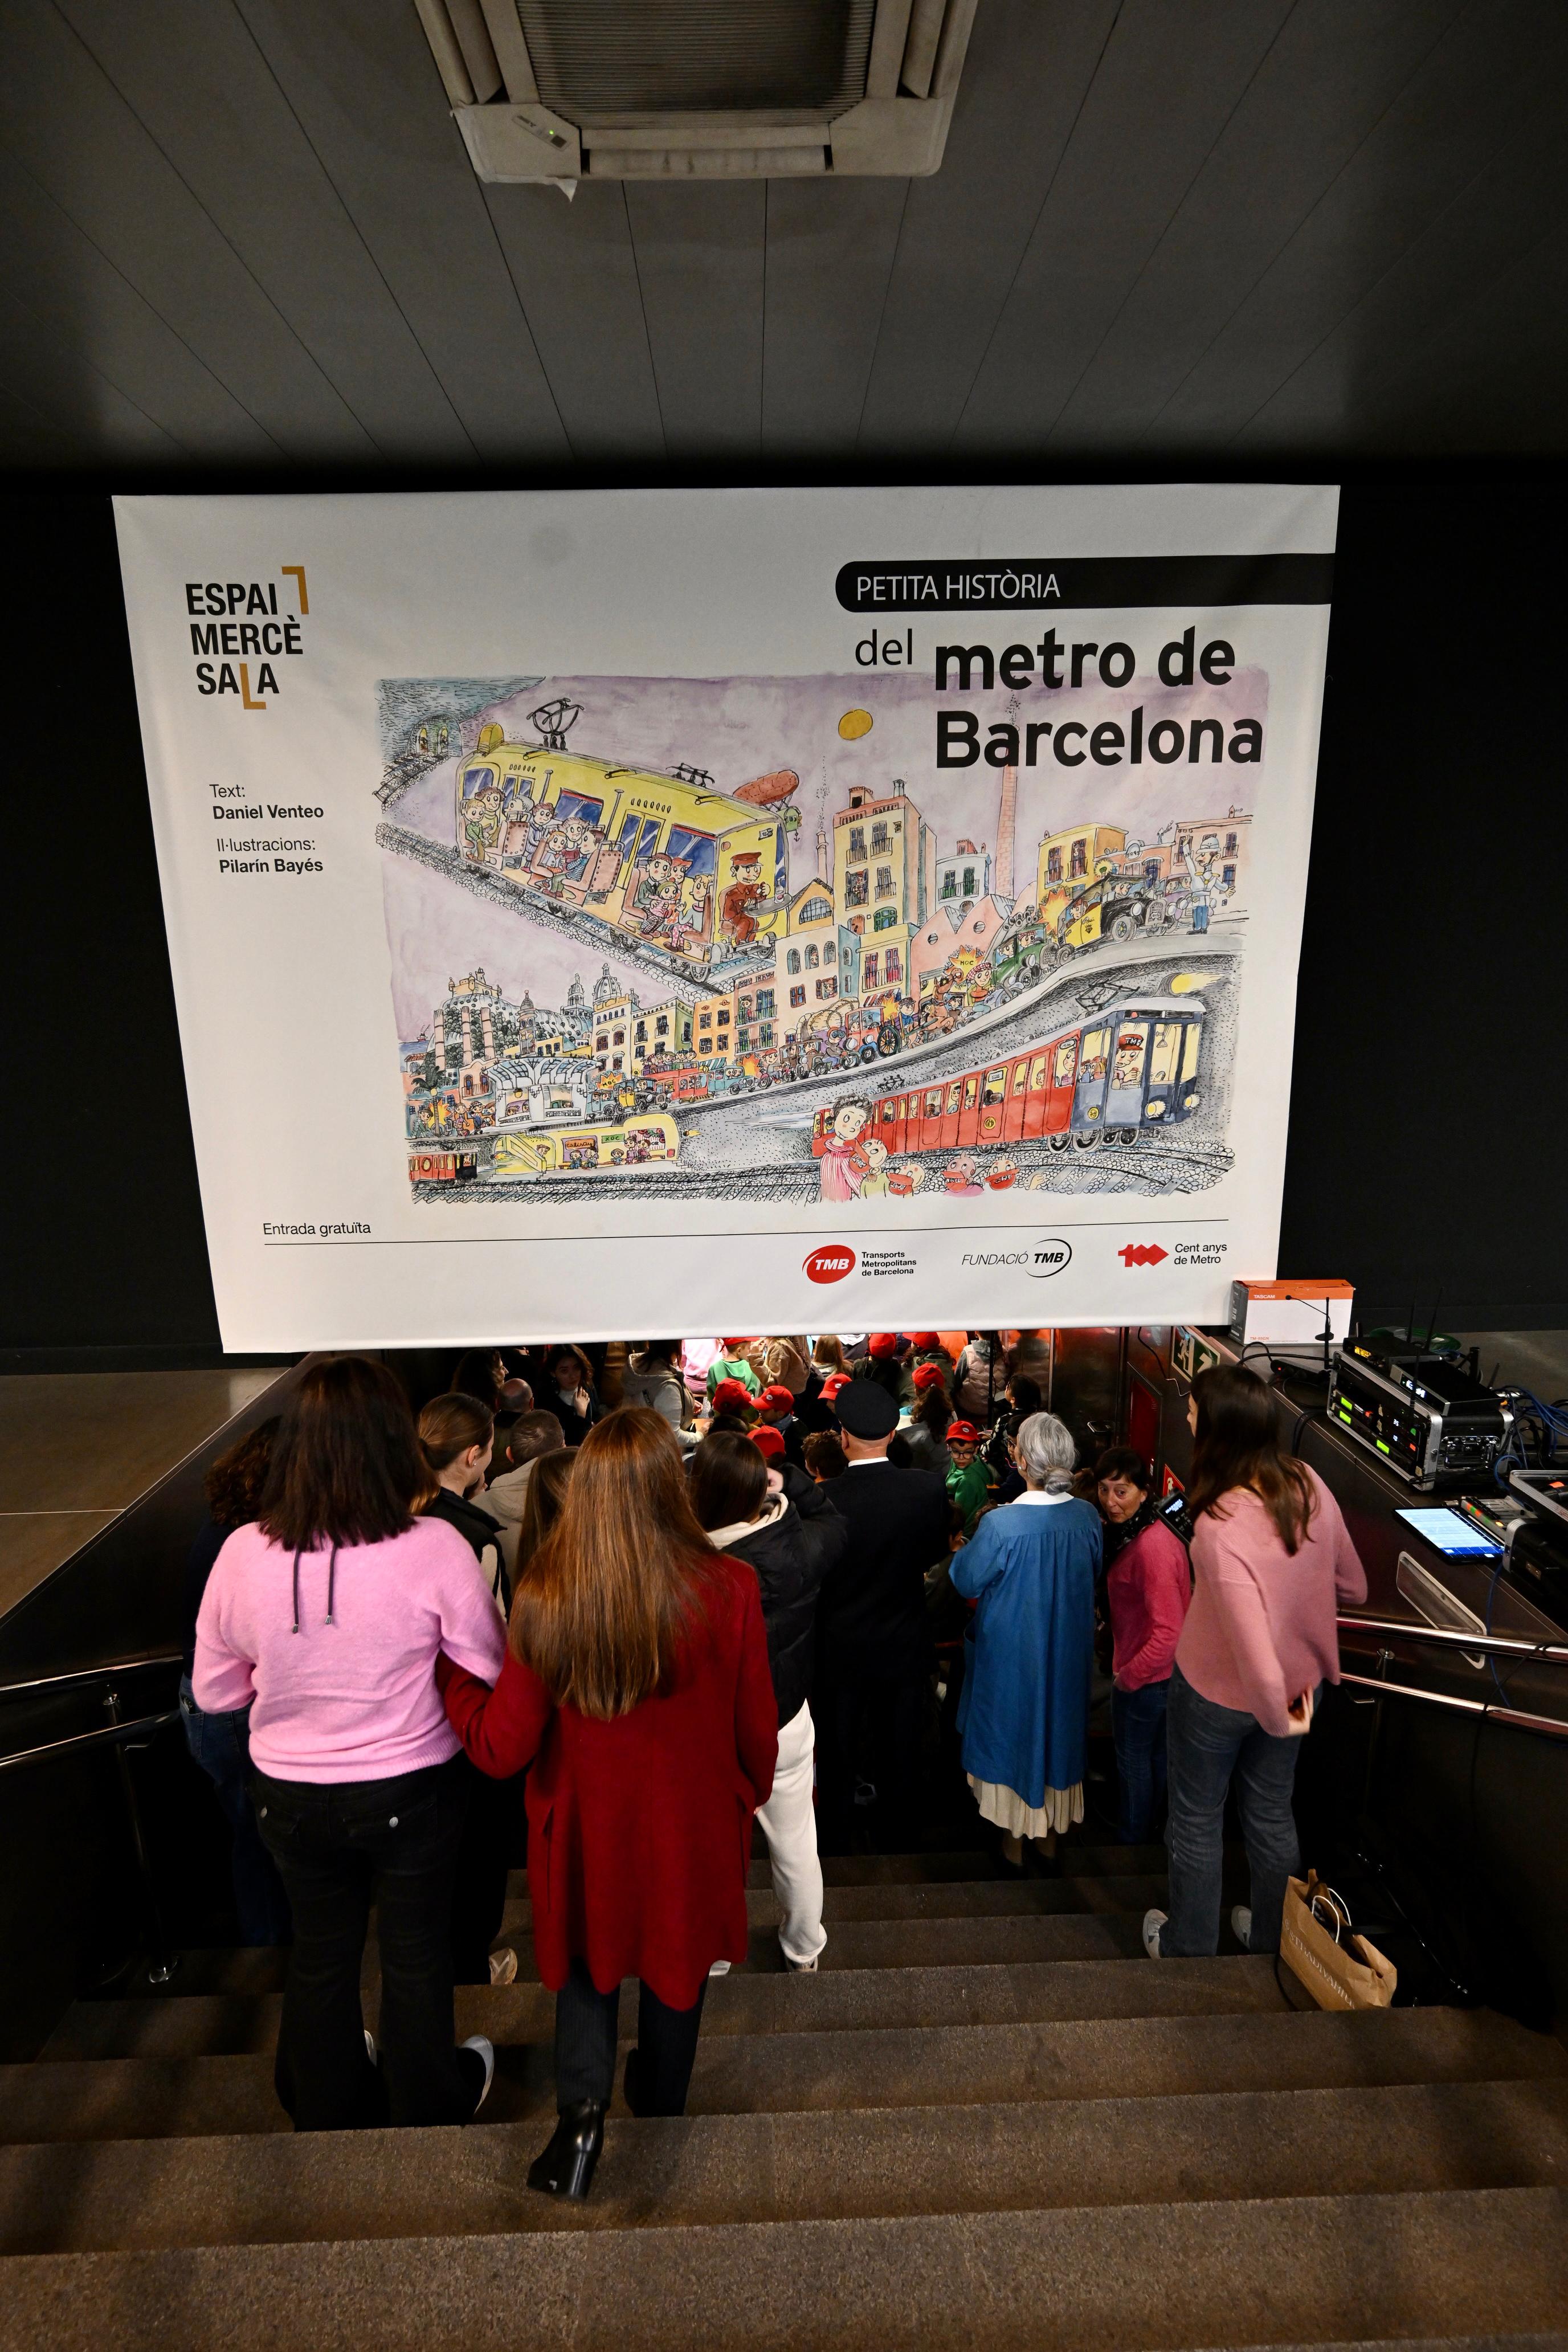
[1161,1665,1316,1957]
[1111,1677,1168,1845]
[179,1676,291,1946]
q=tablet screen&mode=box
[1395,1505,1504,1558]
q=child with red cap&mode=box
[946,1421,995,1533]
[708,1378,758,1428]
[756,1383,802,1466]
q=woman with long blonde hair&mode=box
[438,1408,777,2202]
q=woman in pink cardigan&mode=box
[1145,1365,1366,1962]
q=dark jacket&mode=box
[819,1457,950,1676]
[420,1488,509,1611]
[181,1517,231,1678]
[548,1384,602,1447]
[714,1470,848,1728]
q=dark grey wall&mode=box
[3,475,1564,1363]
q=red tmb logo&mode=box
[1118,1243,1169,1268]
[804,1246,856,1285]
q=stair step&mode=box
[736,1844,1169,1889]
[380,1911,1154,1982]
[43,1957,1289,2060]
[21,2080,1568,2253]
[492,1875,1169,1934]
[5,2005,1553,2143]
[2,2080,1565,2253]
[4,2188,1564,2347]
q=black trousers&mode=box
[449,1755,523,1983]
[255,1757,482,2130]
[554,1957,707,2114]
[815,1661,925,1855]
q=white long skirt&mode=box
[967,1775,1084,1839]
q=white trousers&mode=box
[755,1700,826,1966]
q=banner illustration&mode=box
[113,486,1336,1348]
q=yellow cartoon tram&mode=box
[492,1113,680,1177]
[455,730,787,966]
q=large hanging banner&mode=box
[114,486,1336,1349]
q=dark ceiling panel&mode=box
[1400,225,1568,452]
[761,178,908,456]
[1152,0,1568,447]
[53,0,475,464]
[0,0,375,460]
[0,148,279,462]
[855,0,1122,455]
[483,183,666,467]
[1044,0,1470,448]
[624,183,766,462]
[952,0,1297,452]
[233,0,570,464]
[1236,79,1568,452]
[0,277,179,461]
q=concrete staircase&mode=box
[3,1844,1566,2349]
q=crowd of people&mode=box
[179,1330,1365,2198]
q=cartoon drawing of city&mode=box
[375,669,1258,1206]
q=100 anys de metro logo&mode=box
[804,1246,856,1284]
[1119,1243,1170,1267]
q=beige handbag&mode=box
[1280,1872,1398,2011]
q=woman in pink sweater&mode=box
[1145,1366,1366,1963]
[1095,1448,1191,1844]
[194,1355,507,2131]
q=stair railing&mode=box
[1337,1612,1568,1743]
[0,1652,184,1984]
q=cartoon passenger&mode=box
[632,850,688,940]
[461,785,504,860]
[720,852,765,947]
[670,872,712,956]
[942,1154,985,1197]
[818,1099,872,1202]
[536,817,597,896]
[1181,835,1221,934]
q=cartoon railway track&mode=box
[376,820,774,1006]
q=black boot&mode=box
[526,2101,606,2199]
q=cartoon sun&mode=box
[838,708,873,741]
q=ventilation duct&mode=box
[414,0,978,183]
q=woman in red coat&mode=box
[438,1407,777,2201]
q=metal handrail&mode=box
[1338,1614,1568,1668]
[0,1708,180,1775]
[0,1651,182,1701]
[1340,1671,1568,1742]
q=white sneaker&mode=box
[1231,1904,1253,1950]
[462,2033,496,2114]
[488,1947,518,1987]
[364,2028,378,2065]
[1142,1907,1167,1960]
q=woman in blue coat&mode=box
[951,1412,1101,1864]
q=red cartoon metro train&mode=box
[812,994,1205,1159]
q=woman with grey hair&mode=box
[950,1411,1101,1865]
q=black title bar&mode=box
[835,553,1334,612]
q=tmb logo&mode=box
[1026,1238,1073,1280]
[1118,1243,1169,1268]
[804,1246,856,1285]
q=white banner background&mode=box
[113,485,1336,1349]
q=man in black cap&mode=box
[816,1379,949,1852]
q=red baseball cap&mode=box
[912,1362,948,1393]
[867,1333,899,1359]
[911,1332,942,1351]
[946,1419,981,1443]
[821,1373,852,1402]
[759,1384,795,1414]
[750,1426,785,1461]
[711,1379,754,1415]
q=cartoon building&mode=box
[910,892,1016,1001]
[1035,823,1128,931]
[631,997,694,1071]
[1174,810,1251,907]
[592,987,639,1076]
[834,778,935,1006]
[773,877,842,1045]
[936,839,991,912]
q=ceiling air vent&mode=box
[414,0,978,184]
